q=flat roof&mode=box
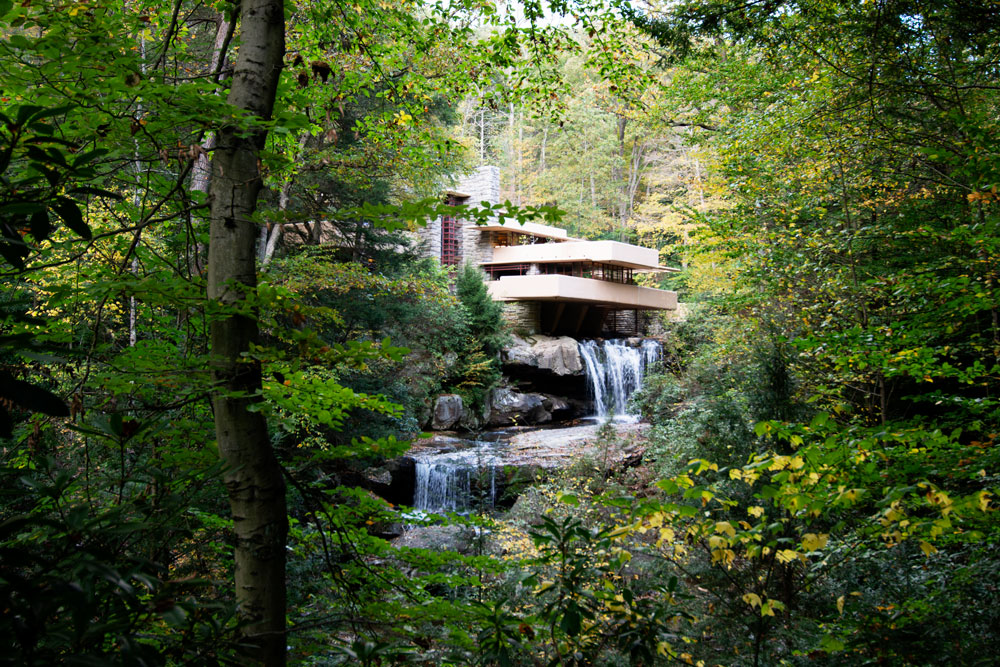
[480,259,680,273]
[467,220,574,241]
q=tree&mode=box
[620,1,1000,662]
[455,262,506,360]
[206,0,288,663]
[0,1,746,663]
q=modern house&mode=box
[415,166,678,337]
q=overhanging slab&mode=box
[487,274,677,310]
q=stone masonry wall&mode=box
[502,301,540,334]
[458,166,500,267]
[409,166,501,266]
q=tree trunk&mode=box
[206,1,287,664]
[540,127,547,173]
[191,12,237,193]
[479,108,485,163]
[625,137,646,222]
[613,115,627,239]
[517,110,523,205]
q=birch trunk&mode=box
[206,1,287,664]
[539,127,547,173]
[613,116,627,240]
[191,12,237,193]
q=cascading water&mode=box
[411,340,662,511]
[580,339,661,420]
[412,445,499,513]
[578,341,607,415]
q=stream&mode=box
[410,338,661,513]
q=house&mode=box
[415,166,678,337]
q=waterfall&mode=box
[414,462,471,512]
[578,340,607,416]
[580,339,661,420]
[412,447,499,513]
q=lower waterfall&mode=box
[412,446,499,513]
[580,339,661,420]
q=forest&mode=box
[0,0,997,665]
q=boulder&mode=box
[503,335,538,367]
[393,525,480,555]
[533,336,584,375]
[541,394,570,413]
[431,394,464,430]
[488,387,551,426]
[459,394,491,431]
[503,335,582,376]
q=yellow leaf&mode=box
[535,581,556,594]
[837,595,845,615]
[919,540,937,557]
[606,525,631,539]
[802,533,828,552]
[769,456,789,471]
[977,490,992,511]
[776,549,799,564]
[747,506,765,518]
[743,592,762,608]
[715,521,736,537]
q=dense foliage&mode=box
[0,0,996,665]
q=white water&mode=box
[412,445,500,513]
[412,339,662,510]
[580,339,661,420]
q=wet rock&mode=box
[431,394,464,430]
[414,433,469,452]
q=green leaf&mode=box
[72,148,109,167]
[819,634,845,652]
[0,234,28,269]
[52,198,91,239]
[29,209,51,240]
[556,492,579,506]
[560,604,582,636]
[109,412,123,436]
[0,372,68,417]
[14,105,44,126]
[810,412,830,429]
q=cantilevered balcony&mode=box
[487,274,677,310]
[484,240,663,270]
